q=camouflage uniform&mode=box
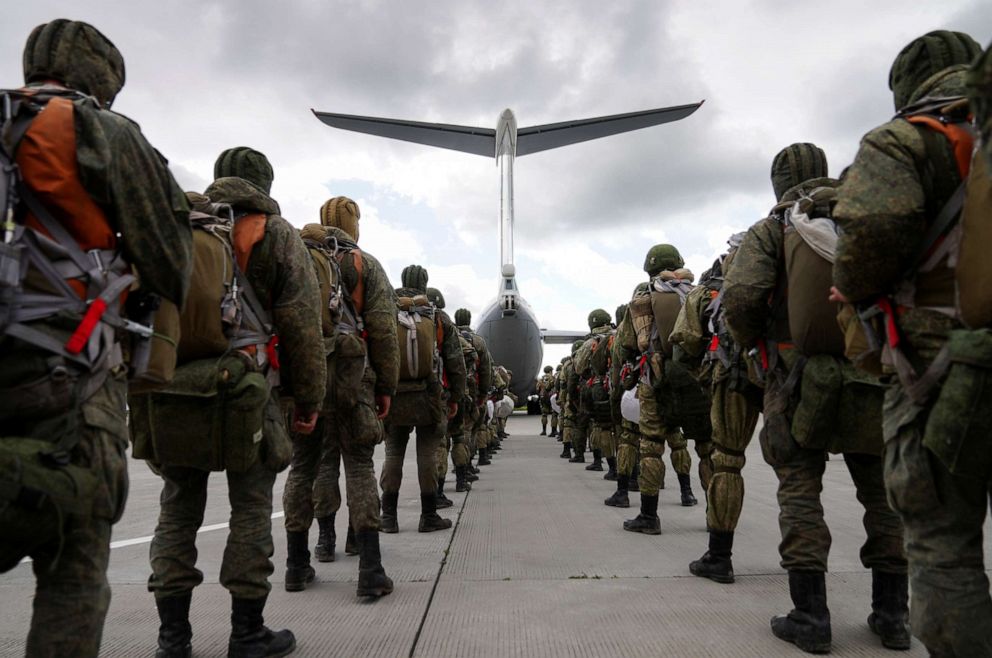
[726,143,908,653]
[971,43,992,164]
[550,366,562,437]
[537,367,556,434]
[0,21,192,657]
[834,32,990,656]
[573,310,615,473]
[609,312,641,499]
[455,309,494,478]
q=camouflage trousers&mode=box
[637,382,696,494]
[882,386,992,656]
[705,377,762,532]
[149,459,277,600]
[3,373,129,658]
[561,407,575,447]
[539,397,552,429]
[381,422,442,495]
[550,411,559,434]
[282,415,381,534]
[566,410,589,454]
[449,400,475,467]
[616,420,640,476]
[471,408,489,452]
[590,423,616,458]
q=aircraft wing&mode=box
[541,329,590,345]
[516,102,703,156]
[312,110,495,156]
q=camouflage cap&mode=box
[401,265,428,292]
[571,340,585,354]
[643,244,684,275]
[426,287,445,309]
[615,303,628,324]
[968,43,992,163]
[890,30,981,110]
[214,147,274,195]
[588,308,611,330]
[454,308,471,326]
[320,196,360,241]
[771,143,828,201]
[544,365,552,373]
[23,20,125,107]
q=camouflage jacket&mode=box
[204,177,326,412]
[968,45,992,165]
[394,287,466,401]
[457,324,493,400]
[833,67,970,365]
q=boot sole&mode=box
[868,615,911,651]
[357,585,394,597]
[605,500,630,508]
[681,499,698,507]
[688,563,735,584]
[418,524,453,533]
[380,527,398,534]
[623,525,661,535]
[771,622,831,654]
[314,551,335,563]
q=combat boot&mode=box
[540,424,547,435]
[585,449,604,471]
[604,475,630,508]
[436,478,453,509]
[227,595,295,658]
[284,530,315,593]
[689,530,735,584]
[314,513,335,563]
[478,447,492,466]
[867,570,911,650]
[455,465,472,492]
[344,523,358,556]
[356,530,394,597]
[155,592,192,658]
[770,570,832,654]
[569,449,585,463]
[678,473,697,506]
[604,457,618,481]
[550,427,559,438]
[559,444,572,459]
[380,491,399,534]
[629,466,640,492]
[419,493,453,532]
[623,494,661,534]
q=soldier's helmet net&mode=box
[588,309,611,330]
[890,30,981,111]
[455,308,471,326]
[24,20,125,108]
[571,340,584,354]
[401,265,428,293]
[544,365,552,373]
[214,147,275,195]
[643,244,684,276]
[320,196,361,241]
[426,287,445,309]
[615,304,628,324]
[771,143,828,201]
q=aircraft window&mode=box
[505,279,514,290]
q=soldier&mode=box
[426,287,455,508]
[138,149,326,657]
[833,32,990,655]
[550,363,562,438]
[606,304,643,507]
[573,310,615,474]
[559,341,585,461]
[454,308,494,488]
[537,365,556,435]
[971,42,992,163]
[381,265,466,533]
[281,196,399,598]
[0,20,192,657]
[725,142,909,653]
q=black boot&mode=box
[228,596,296,658]
[356,530,394,597]
[455,465,472,492]
[419,493,453,532]
[689,530,735,584]
[678,473,697,506]
[155,592,192,658]
[569,448,585,463]
[550,427,559,438]
[585,449,604,471]
[603,457,618,481]
[380,491,399,534]
[436,478,453,509]
[559,444,572,459]
[604,475,630,508]
[629,465,640,492]
[284,530,315,593]
[868,570,911,650]
[541,424,547,435]
[314,513,335,563]
[770,570,832,654]
[623,494,661,534]
[478,447,492,466]
[345,523,358,556]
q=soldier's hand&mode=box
[293,406,318,435]
[376,394,392,419]
[828,286,850,303]
[447,401,459,419]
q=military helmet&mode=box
[643,244,684,276]
[587,308,611,330]
[571,339,584,354]
[426,287,445,309]
[771,143,828,201]
[615,303,628,324]
[544,365,552,373]
[890,30,981,110]
[214,147,274,195]
[320,196,360,241]
[401,265,428,292]
[454,308,472,326]
[23,20,125,108]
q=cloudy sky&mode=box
[3,1,988,370]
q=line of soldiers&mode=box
[544,30,992,657]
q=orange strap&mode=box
[906,115,974,178]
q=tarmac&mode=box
[2,413,990,657]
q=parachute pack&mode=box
[628,269,695,387]
[576,332,614,424]
[460,330,480,398]
[396,294,442,383]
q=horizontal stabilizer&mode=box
[516,102,703,156]
[312,110,495,156]
[541,329,590,345]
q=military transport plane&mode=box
[312,103,703,399]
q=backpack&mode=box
[396,294,441,382]
[628,270,694,386]
[460,331,480,399]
